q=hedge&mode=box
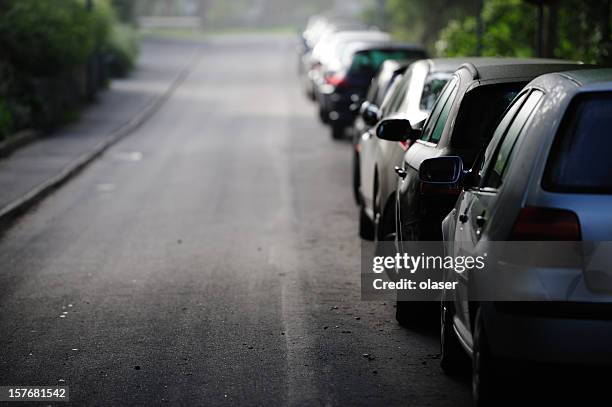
[0,0,139,140]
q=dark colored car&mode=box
[375,59,584,326]
[317,42,427,139]
[307,30,391,105]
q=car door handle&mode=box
[395,166,407,179]
[459,214,468,223]
[476,215,487,228]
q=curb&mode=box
[0,130,39,159]
[0,49,200,230]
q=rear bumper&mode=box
[319,87,362,126]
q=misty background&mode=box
[135,0,374,30]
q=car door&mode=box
[397,77,458,247]
[453,89,544,334]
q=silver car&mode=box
[420,68,612,405]
[357,59,461,240]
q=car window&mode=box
[375,72,396,106]
[366,75,381,104]
[476,92,529,181]
[385,69,412,114]
[483,90,543,189]
[543,93,612,193]
[420,77,458,142]
[379,74,404,114]
[349,49,426,74]
[419,72,452,111]
[429,85,458,143]
[369,65,395,105]
[451,83,524,152]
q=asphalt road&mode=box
[0,35,471,406]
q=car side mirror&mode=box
[419,156,464,184]
[376,118,416,142]
[360,102,380,126]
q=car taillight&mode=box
[325,73,348,88]
[510,207,582,241]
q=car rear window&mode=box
[349,49,427,74]
[451,83,525,164]
[543,93,612,194]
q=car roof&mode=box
[504,67,609,97]
[555,68,612,87]
[423,58,480,74]
[455,58,581,81]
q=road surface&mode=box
[0,35,471,406]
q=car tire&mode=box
[440,301,468,375]
[359,205,375,240]
[472,307,499,407]
[331,125,344,139]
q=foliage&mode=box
[553,0,612,65]
[111,0,138,25]
[385,0,476,48]
[0,0,140,136]
[0,0,113,76]
[105,23,140,77]
[387,0,611,65]
[0,98,13,140]
[436,0,535,57]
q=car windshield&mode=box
[544,93,612,193]
[451,83,525,164]
[348,49,426,73]
[419,72,452,111]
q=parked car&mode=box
[419,68,612,406]
[303,29,389,102]
[376,59,584,326]
[319,42,428,139]
[357,58,463,240]
[351,59,409,204]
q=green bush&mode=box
[0,98,13,140]
[434,0,611,64]
[0,0,110,76]
[0,0,139,136]
[105,23,140,77]
[436,0,535,57]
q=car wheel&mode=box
[472,307,499,407]
[359,205,375,240]
[440,301,468,375]
[394,222,425,326]
[331,125,344,139]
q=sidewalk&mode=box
[0,38,199,222]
